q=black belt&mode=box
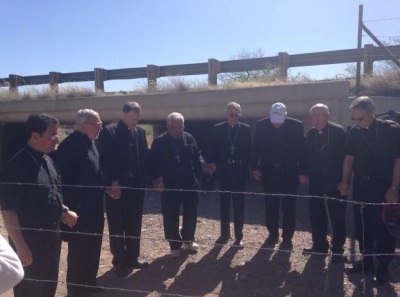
[357,174,385,181]
[226,159,247,165]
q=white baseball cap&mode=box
[270,102,287,124]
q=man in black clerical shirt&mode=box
[56,109,105,296]
[339,96,400,285]
[301,104,347,262]
[207,102,251,247]
[97,102,149,277]
[251,102,306,249]
[0,113,77,297]
[150,112,207,258]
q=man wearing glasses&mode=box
[251,102,306,249]
[0,113,78,297]
[339,96,400,285]
[207,102,251,247]
[56,109,105,296]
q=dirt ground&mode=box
[1,182,400,297]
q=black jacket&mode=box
[251,117,306,180]
[97,120,148,187]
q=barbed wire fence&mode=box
[1,182,399,296]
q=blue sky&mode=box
[1,0,399,92]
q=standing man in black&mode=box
[302,104,347,262]
[56,109,105,297]
[339,96,400,285]
[150,112,207,258]
[207,102,251,247]
[0,113,78,297]
[97,102,149,277]
[251,102,306,249]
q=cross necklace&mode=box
[227,125,239,155]
[169,137,181,163]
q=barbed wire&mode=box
[1,182,399,296]
[364,16,400,22]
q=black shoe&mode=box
[302,246,328,255]
[233,239,244,248]
[128,259,150,269]
[215,236,230,245]
[373,266,389,286]
[113,266,129,277]
[347,260,374,273]
[264,235,279,246]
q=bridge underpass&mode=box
[1,80,398,171]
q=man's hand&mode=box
[106,180,122,200]
[298,175,309,184]
[152,177,165,193]
[386,186,399,203]
[16,242,33,267]
[252,170,262,181]
[63,210,78,228]
[337,182,350,196]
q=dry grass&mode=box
[1,69,400,100]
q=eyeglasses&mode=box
[228,113,241,118]
[49,133,61,141]
[84,121,103,126]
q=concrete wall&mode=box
[0,80,350,127]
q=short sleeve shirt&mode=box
[345,119,400,178]
[0,146,63,228]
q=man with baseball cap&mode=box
[251,102,306,249]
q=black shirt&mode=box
[97,120,149,187]
[149,132,204,189]
[0,145,63,228]
[56,131,105,217]
[346,118,400,179]
[251,117,306,178]
[305,122,346,193]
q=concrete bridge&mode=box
[0,80,398,170]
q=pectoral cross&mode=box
[229,145,236,155]
[175,154,180,163]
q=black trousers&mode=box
[66,214,104,295]
[353,176,396,268]
[161,187,199,250]
[308,189,346,253]
[11,227,61,297]
[106,188,145,268]
[263,174,298,240]
[219,179,246,240]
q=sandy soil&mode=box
[1,182,400,297]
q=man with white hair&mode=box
[251,102,306,249]
[150,112,207,258]
[301,104,347,262]
[56,109,105,296]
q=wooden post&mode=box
[9,74,21,95]
[49,72,62,94]
[278,52,290,79]
[363,44,374,76]
[94,68,107,94]
[147,64,160,92]
[208,59,220,86]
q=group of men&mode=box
[0,96,399,297]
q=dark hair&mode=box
[25,113,59,139]
[122,102,141,114]
[350,96,376,111]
